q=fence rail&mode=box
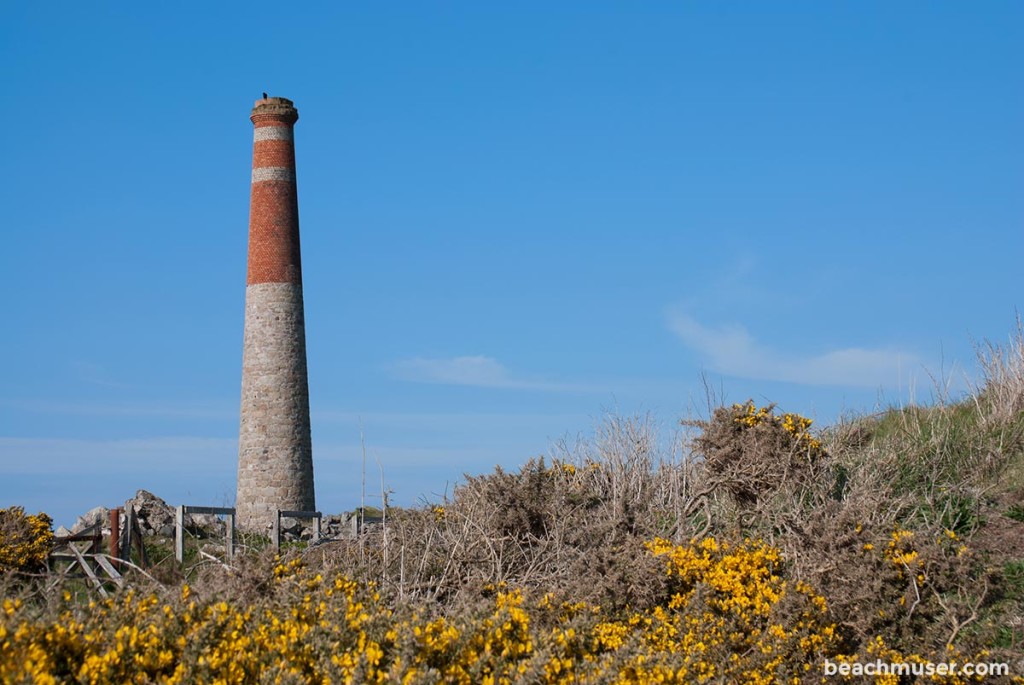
[174,505,236,562]
[272,510,322,551]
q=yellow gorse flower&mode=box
[0,506,53,572]
[5,534,1001,684]
[732,402,824,456]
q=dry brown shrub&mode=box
[312,413,698,613]
[10,326,1024,675]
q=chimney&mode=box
[236,96,315,531]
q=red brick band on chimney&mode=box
[247,101,302,286]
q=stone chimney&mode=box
[236,96,315,531]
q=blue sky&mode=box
[2,3,1021,527]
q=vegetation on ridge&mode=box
[2,326,1024,683]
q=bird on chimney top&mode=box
[262,92,268,99]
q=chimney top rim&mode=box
[253,96,295,108]
[251,97,299,125]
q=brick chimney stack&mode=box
[236,96,315,531]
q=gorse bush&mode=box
[0,506,53,573]
[3,541,1010,684]
[692,401,826,506]
[0,541,832,684]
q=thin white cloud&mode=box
[0,398,235,420]
[0,436,236,476]
[312,409,589,432]
[70,361,131,389]
[389,356,590,392]
[393,356,511,386]
[667,310,918,388]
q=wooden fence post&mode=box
[174,505,185,563]
[272,511,281,552]
[109,508,121,568]
[225,512,235,559]
[120,507,134,562]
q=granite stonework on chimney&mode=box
[236,96,316,531]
